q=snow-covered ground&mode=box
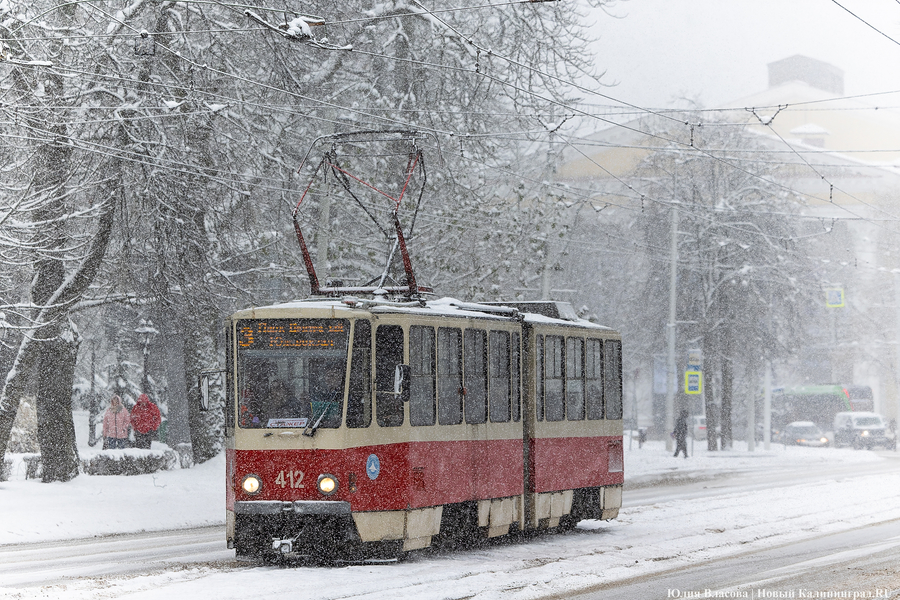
[1,419,898,599]
[0,411,224,545]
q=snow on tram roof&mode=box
[232,296,614,331]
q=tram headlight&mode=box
[317,474,338,496]
[241,474,262,495]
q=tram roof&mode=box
[231,296,615,331]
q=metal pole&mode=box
[666,205,679,452]
[541,263,551,301]
[142,335,150,393]
[88,345,99,447]
[764,361,772,450]
[893,273,900,423]
[748,373,756,452]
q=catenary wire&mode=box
[6,1,900,240]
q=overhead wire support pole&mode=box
[764,362,772,451]
[666,203,679,452]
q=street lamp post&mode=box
[135,320,158,394]
[87,343,100,446]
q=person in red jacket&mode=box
[130,393,162,449]
[102,395,131,449]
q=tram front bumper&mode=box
[234,500,359,557]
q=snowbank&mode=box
[0,411,223,545]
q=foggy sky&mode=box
[588,0,900,109]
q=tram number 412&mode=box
[275,470,305,488]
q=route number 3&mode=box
[275,470,305,488]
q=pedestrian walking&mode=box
[674,409,689,458]
[130,393,162,450]
[102,395,131,449]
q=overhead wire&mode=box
[12,0,687,142]
[745,112,900,228]
[828,0,900,48]
[5,0,900,244]
[544,135,846,245]
[0,95,884,240]
[0,10,891,313]
[141,30,900,226]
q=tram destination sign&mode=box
[237,319,349,350]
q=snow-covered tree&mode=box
[0,0,121,480]
[0,0,614,474]
[631,118,819,449]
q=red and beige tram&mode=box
[222,295,623,561]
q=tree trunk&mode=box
[0,197,116,466]
[185,318,217,463]
[705,351,719,451]
[29,149,80,479]
[721,353,734,450]
[158,309,193,467]
[36,330,81,482]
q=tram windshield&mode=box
[235,318,349,429]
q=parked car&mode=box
[692,415,706,441]
[833,412,896,450]
[779,421,829,447]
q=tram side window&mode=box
[464,329,488,424]
[438,328,463,425]
[511,332,521,422]
[410,326,436,426]
[489,330,511,423]
[586,338,604,420]
[604,339,623,420]
[544,335,565,421]
[536,335,544,421]
[566,337,585,421]
[347,320,372,428]
[376,325,405,427]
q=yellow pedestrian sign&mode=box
[685,371,702,395]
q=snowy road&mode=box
[2,448,900,599]
[0,527,231,588]
[626,450,900,504]
[569,517,900,599]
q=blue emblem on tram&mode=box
[366,454,381,480]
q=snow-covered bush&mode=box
[9,399,39,454]
[22,454,42,479]
[81,448,177,476]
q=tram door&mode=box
[375,325,405,427]
[463,329,489,495]
[467,327,523,501]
